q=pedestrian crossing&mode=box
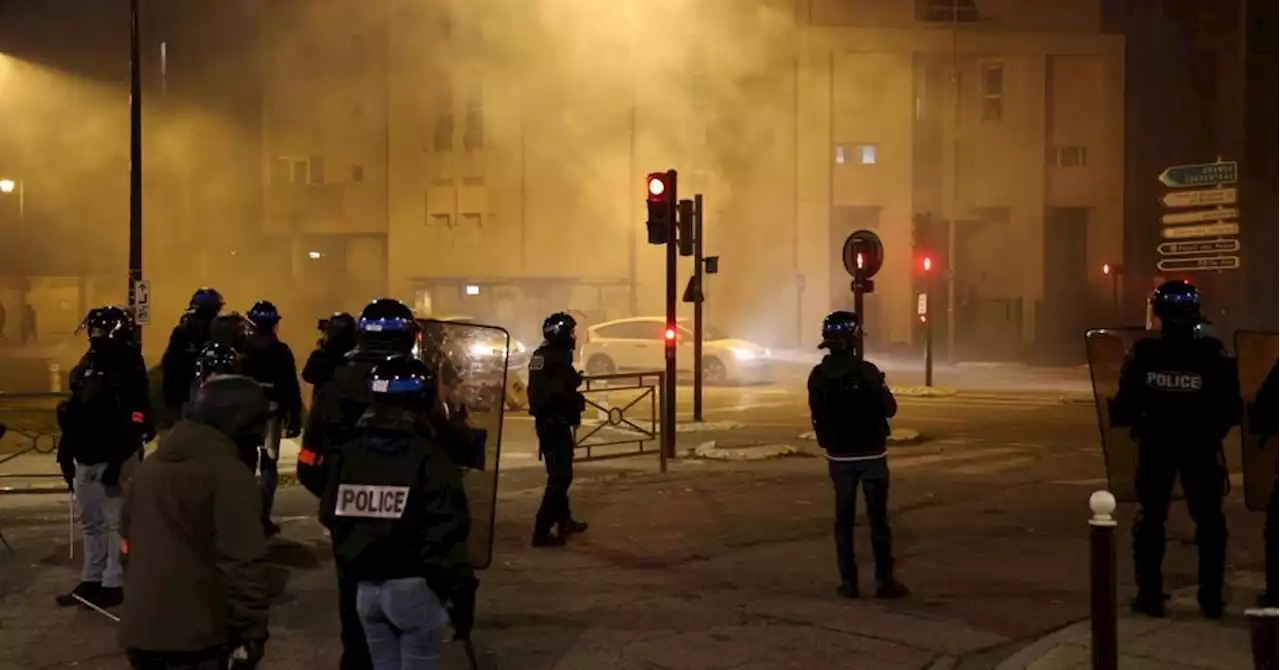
[886,438,1095,478]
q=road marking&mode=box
[951,456,1038,476]
[892,446,1025,468]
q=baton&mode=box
[68,492,75,560]
[72,593,121,622]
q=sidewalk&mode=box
[995,577,1267,670]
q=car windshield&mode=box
[676,321,731,340]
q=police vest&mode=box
[327,437,429,579]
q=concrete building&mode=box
[265,0,1125,357]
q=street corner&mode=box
[676,420,746,433]
[796,428,925,446]
[892,386,959,398]
[683,439,800,461]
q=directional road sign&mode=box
[1158,161,1238,188]
[1160,208,1238,225]
[1160,222,1239,240]
[131,279,151,326]
[1158,239,1240,257]
[1156,256,1240,273]
[1160,187,1237,209]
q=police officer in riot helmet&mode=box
[55,306,155,610]
[1110,280,1240,619]
[210,311,256,351]
[160,287,224,414]
[303,312,358,404]
[319,356,477,666]
[807,310,909,600]
[241,300,304,537]
[300,297,419,670]
[183,343,245,418]
[526,312,588,547]
[1249,362,1277,607]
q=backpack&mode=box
[65,363,129,439]
[815,364,888,444]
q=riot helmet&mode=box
[211,312,256,350]
[247,300,281,331]
[1151,280,1203,333]
[357,298,418,355]
[542,312,577,349]
[81,306,134,349]
[188,287,225,316]
[818,310,861,352]
[195,342,241,385]
[368,355,437,408]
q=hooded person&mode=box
[806,310,908,600]
[120,375,272,670]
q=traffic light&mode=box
[921,255,934,273]
[678,199,694,256]
[664,326,677,342]
[646,171,676,245]
[1102,263,1111,276]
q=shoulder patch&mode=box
[334,484,410,519]
[530,355,544,371]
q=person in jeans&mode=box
[321,356,476,670]
[806,310,909,600]
[55,306,153,610]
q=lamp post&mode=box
[128,0,144,346]
[0,178,24,223]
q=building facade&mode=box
[262,0,1124,356]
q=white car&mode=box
[579,316,772,385]
[415,315,532,369]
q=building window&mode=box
[461,213,482,228]
[430,70,453,152]
[834,144,877,166]
[351,165,364,182]
[463,76,483,151]
[273,157,324,186]
[1048,146,1088,167]
[981,64,1003,121]
[433,114,454,152]
[428,213,451,228]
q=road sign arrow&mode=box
[1156,255,1240,272]
[1158,161,1237,188]
[1157,239,1241,256]
[1160,187,1237,209]
[1160,208,1239,225]
[1160,222,1239,240]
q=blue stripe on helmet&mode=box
[358,317,411,332]
[369,377,426,394]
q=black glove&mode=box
[61,461,76,492]
[285,418,302,439]
[447,578,479,641]
[229,637,267,670]
[100,460,123,488]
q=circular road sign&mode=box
[842,229,884,279]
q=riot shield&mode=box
[416,318,510,570]
[1085,327,1152,502]
[1234,330,1278,512]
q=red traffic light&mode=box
[1102,263,1111,276]
[664,327,677,341]
[647,173,668,201]
[855,252,865,270]
[922,255,933,273]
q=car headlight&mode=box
[515,341,527,354]
[730,347,756,361]
[469,343,501,358]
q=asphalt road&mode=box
[0,376,1266,669]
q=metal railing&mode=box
[573,371,667,472]
[0,391,66,475]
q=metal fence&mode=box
[0,391,66,485]
[573,371,666,471]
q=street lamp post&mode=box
[128,0,144,346]
[0,178,24,223]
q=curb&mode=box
[892,386,959,398]
[992,619,1090,670]
[798,428,924,446]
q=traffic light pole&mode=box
[692,194,704,423]
[128,0,144,349]
[925,277,935,387]
[852,270,866,363]
[663,204,678,458]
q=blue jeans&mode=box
[828,457,895,584]
[355,577,449,670]
[74,460,128,588]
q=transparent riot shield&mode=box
[1234,330,1278,512]
[1085,327,1152,502]
[416,318,510,569]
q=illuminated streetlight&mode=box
[0,179,14,193]
[0,177,25,223]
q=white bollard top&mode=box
[1089,490,1117,527]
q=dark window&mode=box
[433,114,454,152]
[351,165,364,182]
[981,64,1003,121]
[307,156,325,185]
[463,110,483,150]
[1048,146,1088,167]
[916,0,980,22]
[272,157,292,185]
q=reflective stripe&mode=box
[120,539,130,555]
[131,412,145,423]
[297,448,322,467]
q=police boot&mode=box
[836,581,859,599]
[559,519,589,536]
[875,579,910,599]
[55,581,100,607]
[1129,592,1169,618]
[1197,594,1225,620]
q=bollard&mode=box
[1246,608,1278,670]
[1089,490,1119,670]
[48,364,62,393]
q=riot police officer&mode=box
[1250,362,1277,607]
[319,356,476,669]
[807,310,908,600]
[183,343,245,416]
[55,306,154,610]
[301,298,420,670]
[526,312,588,547]
[303,312,358,404]
[160,287,224,414]
[242,300,303,536]
[1110,280,1240,619]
